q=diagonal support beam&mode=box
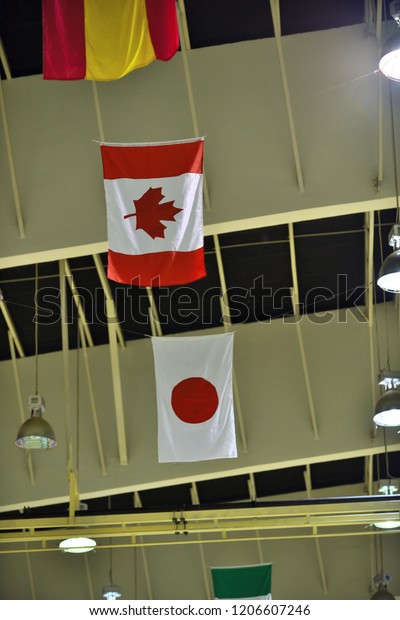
[84,554,95,600]
[24,543,37,599]
[0,70,25,238]
[64,260,94,348]
[190,482,212,600]
[288,224,319,439]
[146,287,162,336]
[79,321,107,475]
[176,0,211,210]
[106,297,128,465]
[304,466,328,595]
[93,254,125,348]
[247,473,265,563]
[214,234,248,452]
[0,38,12,79]
[133,491,154,600]
[60,260,76,477]
[270,0,304,193]
[1,293,25,357]
[69,470,80,523]
[365,453,374,495]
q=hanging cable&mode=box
[34,263,39,395]
[389,81,400,221]
[383,427,395,487]
[76,323,80,478]
[109,539,113,584]
[377,211,391,370]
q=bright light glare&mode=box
[379,50,400,81]
[374,520,400,530]
[377,271,400,293]
[103,585,121,600]
[59,537,96,553]
[373,409,400,427]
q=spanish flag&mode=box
[42,0,179,81]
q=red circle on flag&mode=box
[171,377,219,424]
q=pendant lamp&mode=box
[15,264,56,449]
[377,226,400,293]
[103,544,122,600]
[59,537,97,554]
[373,371,400,427]
[379,2,400,81]
[370,571,396,600]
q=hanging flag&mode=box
[211,564,273,600]
[151,333,236,463]
[100,138,206,287]
[42,0,179,81]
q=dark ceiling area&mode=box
[1,451,400,519]
[0,209,395,361]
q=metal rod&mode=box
[0,78,25,238]
[270,0,305,193]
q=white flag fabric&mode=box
[151,333,237,463]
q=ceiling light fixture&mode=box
[15,264,56,449]
[377,225,400,293]
[373,371,400,427]
[370,571,396,600]
[16,394,57,449]
[374,519,400,529]
[103,584,122,601]
[379,2,400,81]
[377,43,400,294]
[59,537,97,554]
[378,478,399,494]
[103,533,122,600]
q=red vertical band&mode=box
[145,0,179,61]
[42,0,86,80]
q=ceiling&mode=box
[1,0,400,602]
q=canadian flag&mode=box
[151,333,237,463]
[100,138,206,286]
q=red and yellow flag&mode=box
[42,0,179,81]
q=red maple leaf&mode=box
[124,187,182,239]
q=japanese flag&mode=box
[100,138,206,287]
[151,333,237,463]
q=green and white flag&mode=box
[211,563,272,600]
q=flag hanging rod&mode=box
[0,505,399,554]
[0,496,398,531]
[0,528,399,555]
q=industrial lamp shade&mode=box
[379,31,400,81]
[370,584,396,600]
[374,519,400,529]
[377,249,400,292]
[15,412,57,449]
[370,571,397,599]
[103,584,122,600]
[373,388,400,427]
